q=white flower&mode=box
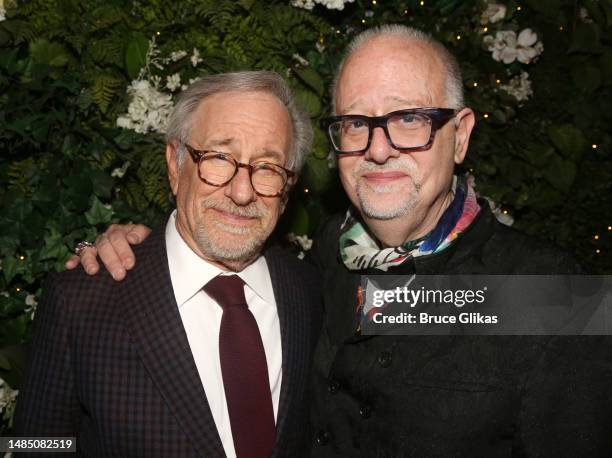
[292,0,354,10]
[316,41,326,53]
[166,73,181,92]
[191,48,203,67]
[485,197,514,226]
[484,29,543,64]
[292,0,315,9]
[287,233,313,251]
[25,294,37,307]
[0,291,8,298]
[0,377,19,419]
[292,53,309,66]
[499,71,533,102]
[480,3,506,25]
[169,50,188,62]
[116,79,174,134]
[579,7,593,23]
[111,161,131,178]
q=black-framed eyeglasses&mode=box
[184,144,295,197]
[320,108,458,155]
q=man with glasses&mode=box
[66,25,611,456]
[15,71,321,458]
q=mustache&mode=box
[355,158,419,176]
[201,196,267,218]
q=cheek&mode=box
[338,159,359,192]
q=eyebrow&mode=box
[203,138,285,163]
[340,95,434,114]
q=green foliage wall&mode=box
[0,0,611,431]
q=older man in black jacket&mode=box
[65,25,612,457]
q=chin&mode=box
[356,184,419,220]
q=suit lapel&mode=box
[119,228,225,458]
[265,250,306,455]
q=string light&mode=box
[156,31,161,36]
[362,19,366,24]
[596,249,601,254]
[483,27,488,32]
[483,113,489,119]
[594,235,600,240]
[592,144,598,149]
[473,82,478,87]
[372,0,377,4]
[16,287,21,292]
[420,0,425,5]
[304,188,310,193]
[608,226,612,231]
[502,210,508,214]
[19,255,25,260]
[456,35,462,40]
[559,26,564,31]
[496,79,501,84]
[516,5,522,11]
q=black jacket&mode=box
[310,204,612,457]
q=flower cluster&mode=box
[480,2,506,24]
[287,233,313,259]
[0,1,5,22]
[292,0,354,11]
[483,29,543,64]
[116,79,173,134]
[0,377,19,423]
[499,71,533,102]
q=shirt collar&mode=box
[165,210,275,307]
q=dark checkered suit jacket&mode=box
[15,227,322,457]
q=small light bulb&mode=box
[483,27,488,32]
[596,249,601,254]
[456,35,461,40]
[608,226,612,231]
[420,0,425,6]
[483,113,489,119]
[594,235,600,240]
[304,188,309,193]
[496,79,501,84]
[372,0,377,4]
[19,255,25,260]
[592,144,598,149]
[559,26,564,31]
[517,6,522,11]
[16,287,21,292]
[156,31,161,36]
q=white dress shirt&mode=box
[165,211,282,458]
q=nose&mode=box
[364,126,400,164]
[224,167,257,205]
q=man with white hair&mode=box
[16,71,321,458]
[68,25,611,457]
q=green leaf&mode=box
[40,227,67,261]
[0,353,10,371]
[85,196,114,225]
[548,124,587,160]
[543,156,577,193]
[125,35,149,79]
[568,24,602,54]
[295,89,321,117]
[2,256,18,284]
[600,50,612,85]
[572,65,601,93]
[293,67,325,97]
[29,39,71,67]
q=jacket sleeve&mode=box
[13,274,80,440]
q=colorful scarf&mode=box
[339,175,481,272]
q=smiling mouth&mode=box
[361,171,409,184]
[211,208,259,226]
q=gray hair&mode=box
[331,24,464,112]
[166,71,312,173]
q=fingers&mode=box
[97,229,129,281]
[126,224,152,245]
[80,247,101,276]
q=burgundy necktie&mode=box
[203,275,276,458]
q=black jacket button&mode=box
[328,379,340,394]
[377,350,392,367]
[359,405,372,419]
[316,430,331,446]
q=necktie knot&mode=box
[203,275,247,309]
